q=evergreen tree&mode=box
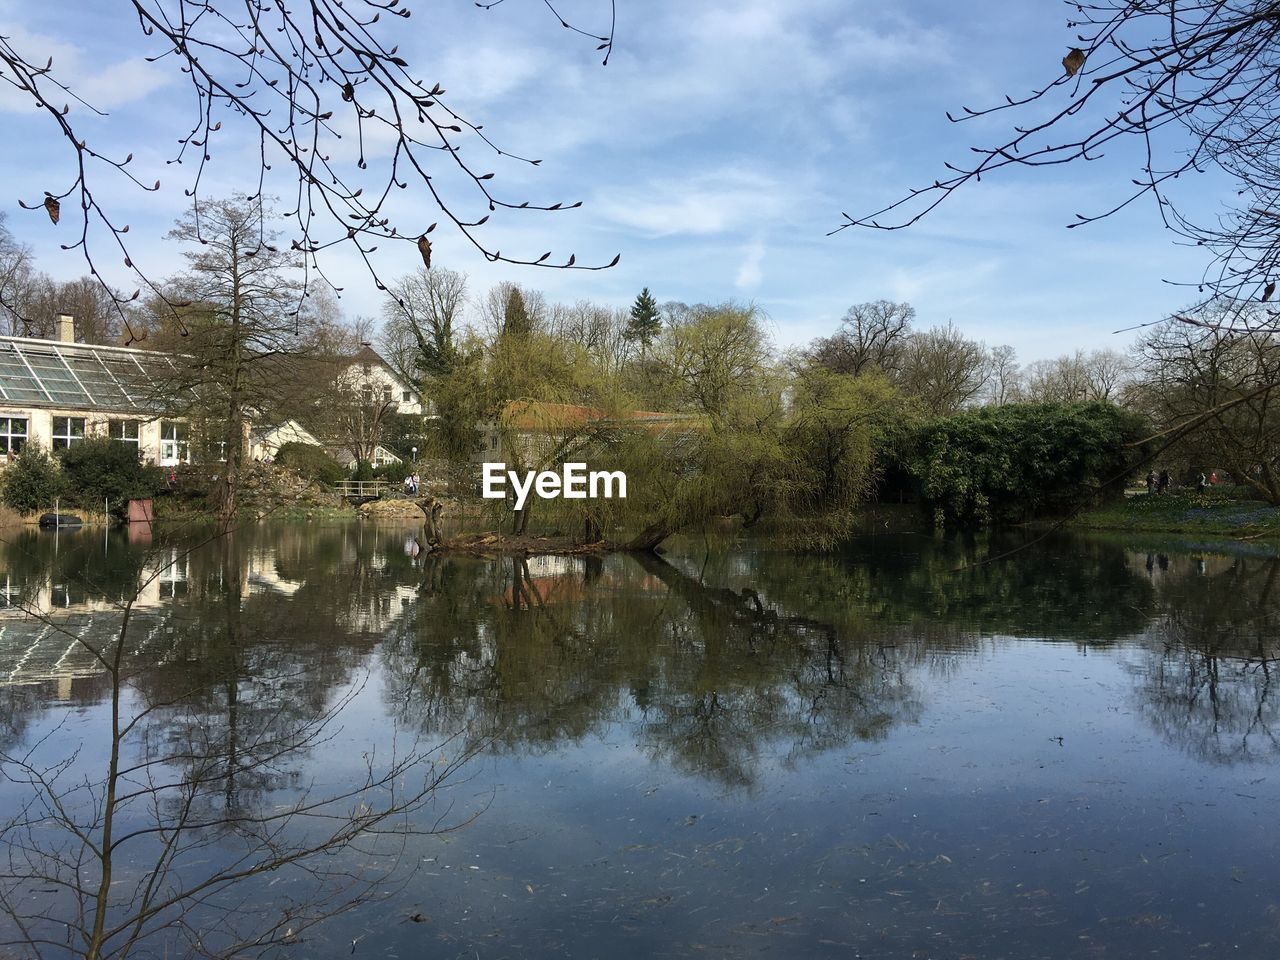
[502,286,533,338]
[626,287,661,351]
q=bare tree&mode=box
[546,300,633,379]
[1083,348,1133,402]
[1023,349,1133,404]
[380,267,468,386]
[1024,352,1092,404]
[896,323,990,416]
[143,195,315,524]
[1,0,619,342]
[836,2,1280,322]
[807,300,914,377]
[984,343,1021,406]
[1136,311,1280,502]
[0,215,37,336]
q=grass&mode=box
[1071,487,1280,538]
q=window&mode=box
[490,434,499,450]
[51,416,86,451]
[382,385,392,404]
[0,417,27,455]
[402,390,411,403]
[160,421,189,464]
[159,553,189,599]
[109,419,141,452]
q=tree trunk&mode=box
[214,406,245,530]
[417,497,444,545]
[625,521,673,552]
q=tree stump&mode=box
[415,496,444,545]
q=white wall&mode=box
[0,407,179,465]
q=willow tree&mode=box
[491,304,905,550]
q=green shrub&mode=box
[912,401,1147,528]
[372,460,409,481]
[352,459,375,481]
[59,438,162,517]
[383,411,428,461]
[2,444,67,514]
[275,442,345,485]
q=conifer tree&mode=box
[626,287,661,353]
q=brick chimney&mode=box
[55,314,75,344]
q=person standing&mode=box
[1146,470,1157,495]
[1158,469,1172,494]
[1197,472,1207,493]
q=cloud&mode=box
[735,236,765,289]
[433,44,547,112]
[0,23,169,114]
[593,169,785,237]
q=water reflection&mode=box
[7,526,1280,956]
[1129,548,1280,764]
[0,525,472,958]
[7,526,1280,779]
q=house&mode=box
[249,420,325,462]
[345,344,425,417]
[0,319,340,470]
[0,317,195,466]
[331,444,403,471]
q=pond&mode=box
[2,522,1279,958]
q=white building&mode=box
[249,420,324,462]
[0,323,426,473]
[0,321,319,469]
[345,344,425,417]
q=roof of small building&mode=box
[497,400,698,431]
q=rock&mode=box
[358,498,426,520]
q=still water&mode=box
[2,523,1280,958]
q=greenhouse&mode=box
[0,318,193,465]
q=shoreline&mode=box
[1065,491,1280,541]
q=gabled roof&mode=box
[249,418,323,447]
[352,344,383,364]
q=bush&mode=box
[352,459,375,481]
[912,401,1147,527]
[2,444,67,514]
[59,438,162,517]
[372,460,409,482]
[275,442,345,486]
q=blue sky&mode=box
[0,0,1224,360]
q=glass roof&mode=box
[0,340,177,412]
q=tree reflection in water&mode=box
[5,524,1280,957]
[1132,549,1280,765]
[0,526,476,960]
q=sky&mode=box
[0,0,1229,361]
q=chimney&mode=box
[55,314,75,344]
